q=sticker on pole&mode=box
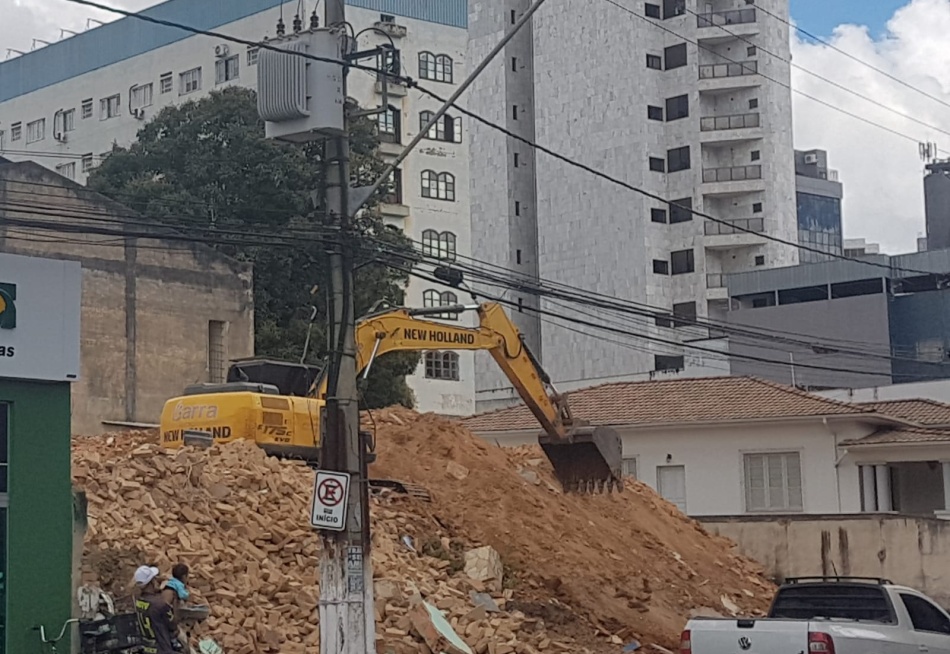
[310,470,351,531]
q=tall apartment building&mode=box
[0,0,476,415]
[468,0,798,411]
[795,148,843,263]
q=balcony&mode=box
[703,164,762,183]
[698,60,760,92]
[700,112,762,144]
[696,8,759,42]
[706,273,728,301]
[704,217,768,250]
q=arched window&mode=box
[424,352,459,380]
[420,111,462,143]
[421,170,456,201]
[435,54,454,83]
[419,52,453,83]
[418,52,437,80]
[421,229,457,261]
[422,288,458,320]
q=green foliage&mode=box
[87,87,419,408]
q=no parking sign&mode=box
[310,470,350,531]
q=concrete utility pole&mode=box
[319,0,376,652]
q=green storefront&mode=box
[0,252,81,654]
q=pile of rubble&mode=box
[73,409,773,654]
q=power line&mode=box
[755,2,950,115]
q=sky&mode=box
[4,0,950,254]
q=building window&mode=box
[664,43,688,70]
[380,13,396,23]
[747,46,757,57]
[425,352,459,380]
[160,73,173,94]
[651,208,667,224]
[649,157,666,173]
[672,301,696,328]
[514,201,521,216]
[376,48,401,81]
[511,57,518,72]
[665,94,689,121]
[55,162,76,180]
[382,168,403,205]
[378,106,400,143]
[670,249,695,274]
[753,202,763,213]
[667,146,690,172]
[56,108,76,134]
[622,457,638,478]
[208,320,228,383]
[648,105,664,121]
[755,255,765,266]
[654,355,684,372]
[751,150,761,162]
[81,98,93,119]
[646,54,662,70]
[131,83,153,109]
[662,0,685,19]
[669,197,693,223]
[744,452,803,512]
[516,249,522,265]
[645,3,661,18]
[749,98,759,109]
[100,94,120,120]
[512,104,518,120]
[419,52,453,83]
[653,259,669,275]
[26,118,45,143]
[421,230,457,261]
[514,152,520,167]
[81,154,95,172]
[215,55,240,84]
[423,290,459,320]
[421,170,456,201]
[10,123,20,142]
[420,111,462,143]
[180,67,202,94]
[247,46,260,66]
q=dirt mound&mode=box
[368,408,773,644]
[73,410,772,653]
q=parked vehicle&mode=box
[682,576,950,653]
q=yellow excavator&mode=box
[159,302,623,492]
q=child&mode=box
[162,563,190,604]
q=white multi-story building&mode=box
[0,0,476,415]
[468,0,800,411]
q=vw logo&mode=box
[738,636,752,650]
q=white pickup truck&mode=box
[682,577,950,654]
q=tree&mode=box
[88,87,419,408]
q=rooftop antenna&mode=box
[59,28,79,40]
[31,39,52,50]
[5,49,25,60]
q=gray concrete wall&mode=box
[925,169,950,252]
[703,514,950,607]
[0,162,254,434]
[726,293,892,388]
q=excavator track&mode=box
[369,479,432,502]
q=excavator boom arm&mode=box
[314,303,569,438]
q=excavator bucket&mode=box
[538,426,624,494]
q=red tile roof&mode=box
[842,427,950,446]
[857,400,950,427]
[462,376,874,433]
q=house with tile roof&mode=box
[462,376,950,518]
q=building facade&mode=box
[0,0,474,415]
[468,0,799,411]
[725,249,950,389]
[795,148,843,263]
[1,160,255,433]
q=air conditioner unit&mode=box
[804,153,819,164]
[215,44,230,58]
[54,131,66,142]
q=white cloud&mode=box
[2,0,161,59]
[791,0,950,253]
